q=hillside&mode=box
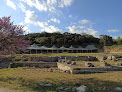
[104,45,122,53]
[25,32,100,47]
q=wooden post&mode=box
[30,49,31,54]
[41,50,42,53]
[36,49,37,54]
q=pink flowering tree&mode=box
[0,16,30,58]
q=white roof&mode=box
[28,43,41,50]
[27,44,98,50]
[85,45,98,50]
[69,45,75,49]
[69,45,78,50]
[77,46,87,50]
[60,46,68,50]
[48,45,60,50]
[40,45,48,49]
[51,45,58,49]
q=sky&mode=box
[0,0,122,39]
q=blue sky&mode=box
[0,0,122,39]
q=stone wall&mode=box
[10,62,57,68]
[57,63,72,72]
[96,56,107,61]
[0,62,10,68]
[0,57,13,62]
[57,62,122,74]
[28,56,59,62]
[65,56,89,61]
[61,56,97,61]
[71,67,122,74]
[25,56,98,62]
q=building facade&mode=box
[27,44,98,54]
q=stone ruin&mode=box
[7,54,121,70]
[117,63,122,66]
[58,55,113,68]
[58,55,121,68]
[22,54,119,63]
[58,57,76,65]
[96,55,107,62]
[21,55,59,62]
[96,55,119,62]
[100,61,111,67]
[58,56,98,62]
[85,62,95,67]
[106,55,120,62]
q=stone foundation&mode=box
[22,56,98,62]
[28,56,59,62]
[57,63,122,74]
[10,62,57,68]
[57,62,72,72]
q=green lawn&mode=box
[14,53,122,60]
[17,53,122,56]
[0,68,122,92]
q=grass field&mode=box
[14,53,122,60]
[0,53,122,92]
[16,53,122,57]
[0,67,122,92]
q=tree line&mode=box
[25,32,122,48]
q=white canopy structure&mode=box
[28,43,41,54]
[69,45,76,49]
[85,45,98,50]
[40,45,48,49]
[60,46,68,50]
[27,44,98,54]
[51,45,59,49]
[28,43,41,50]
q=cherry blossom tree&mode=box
[0,16,30,57]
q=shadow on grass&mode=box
[0,76,121,92]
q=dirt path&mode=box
[0,87,37,92]
[0,88,26,92]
